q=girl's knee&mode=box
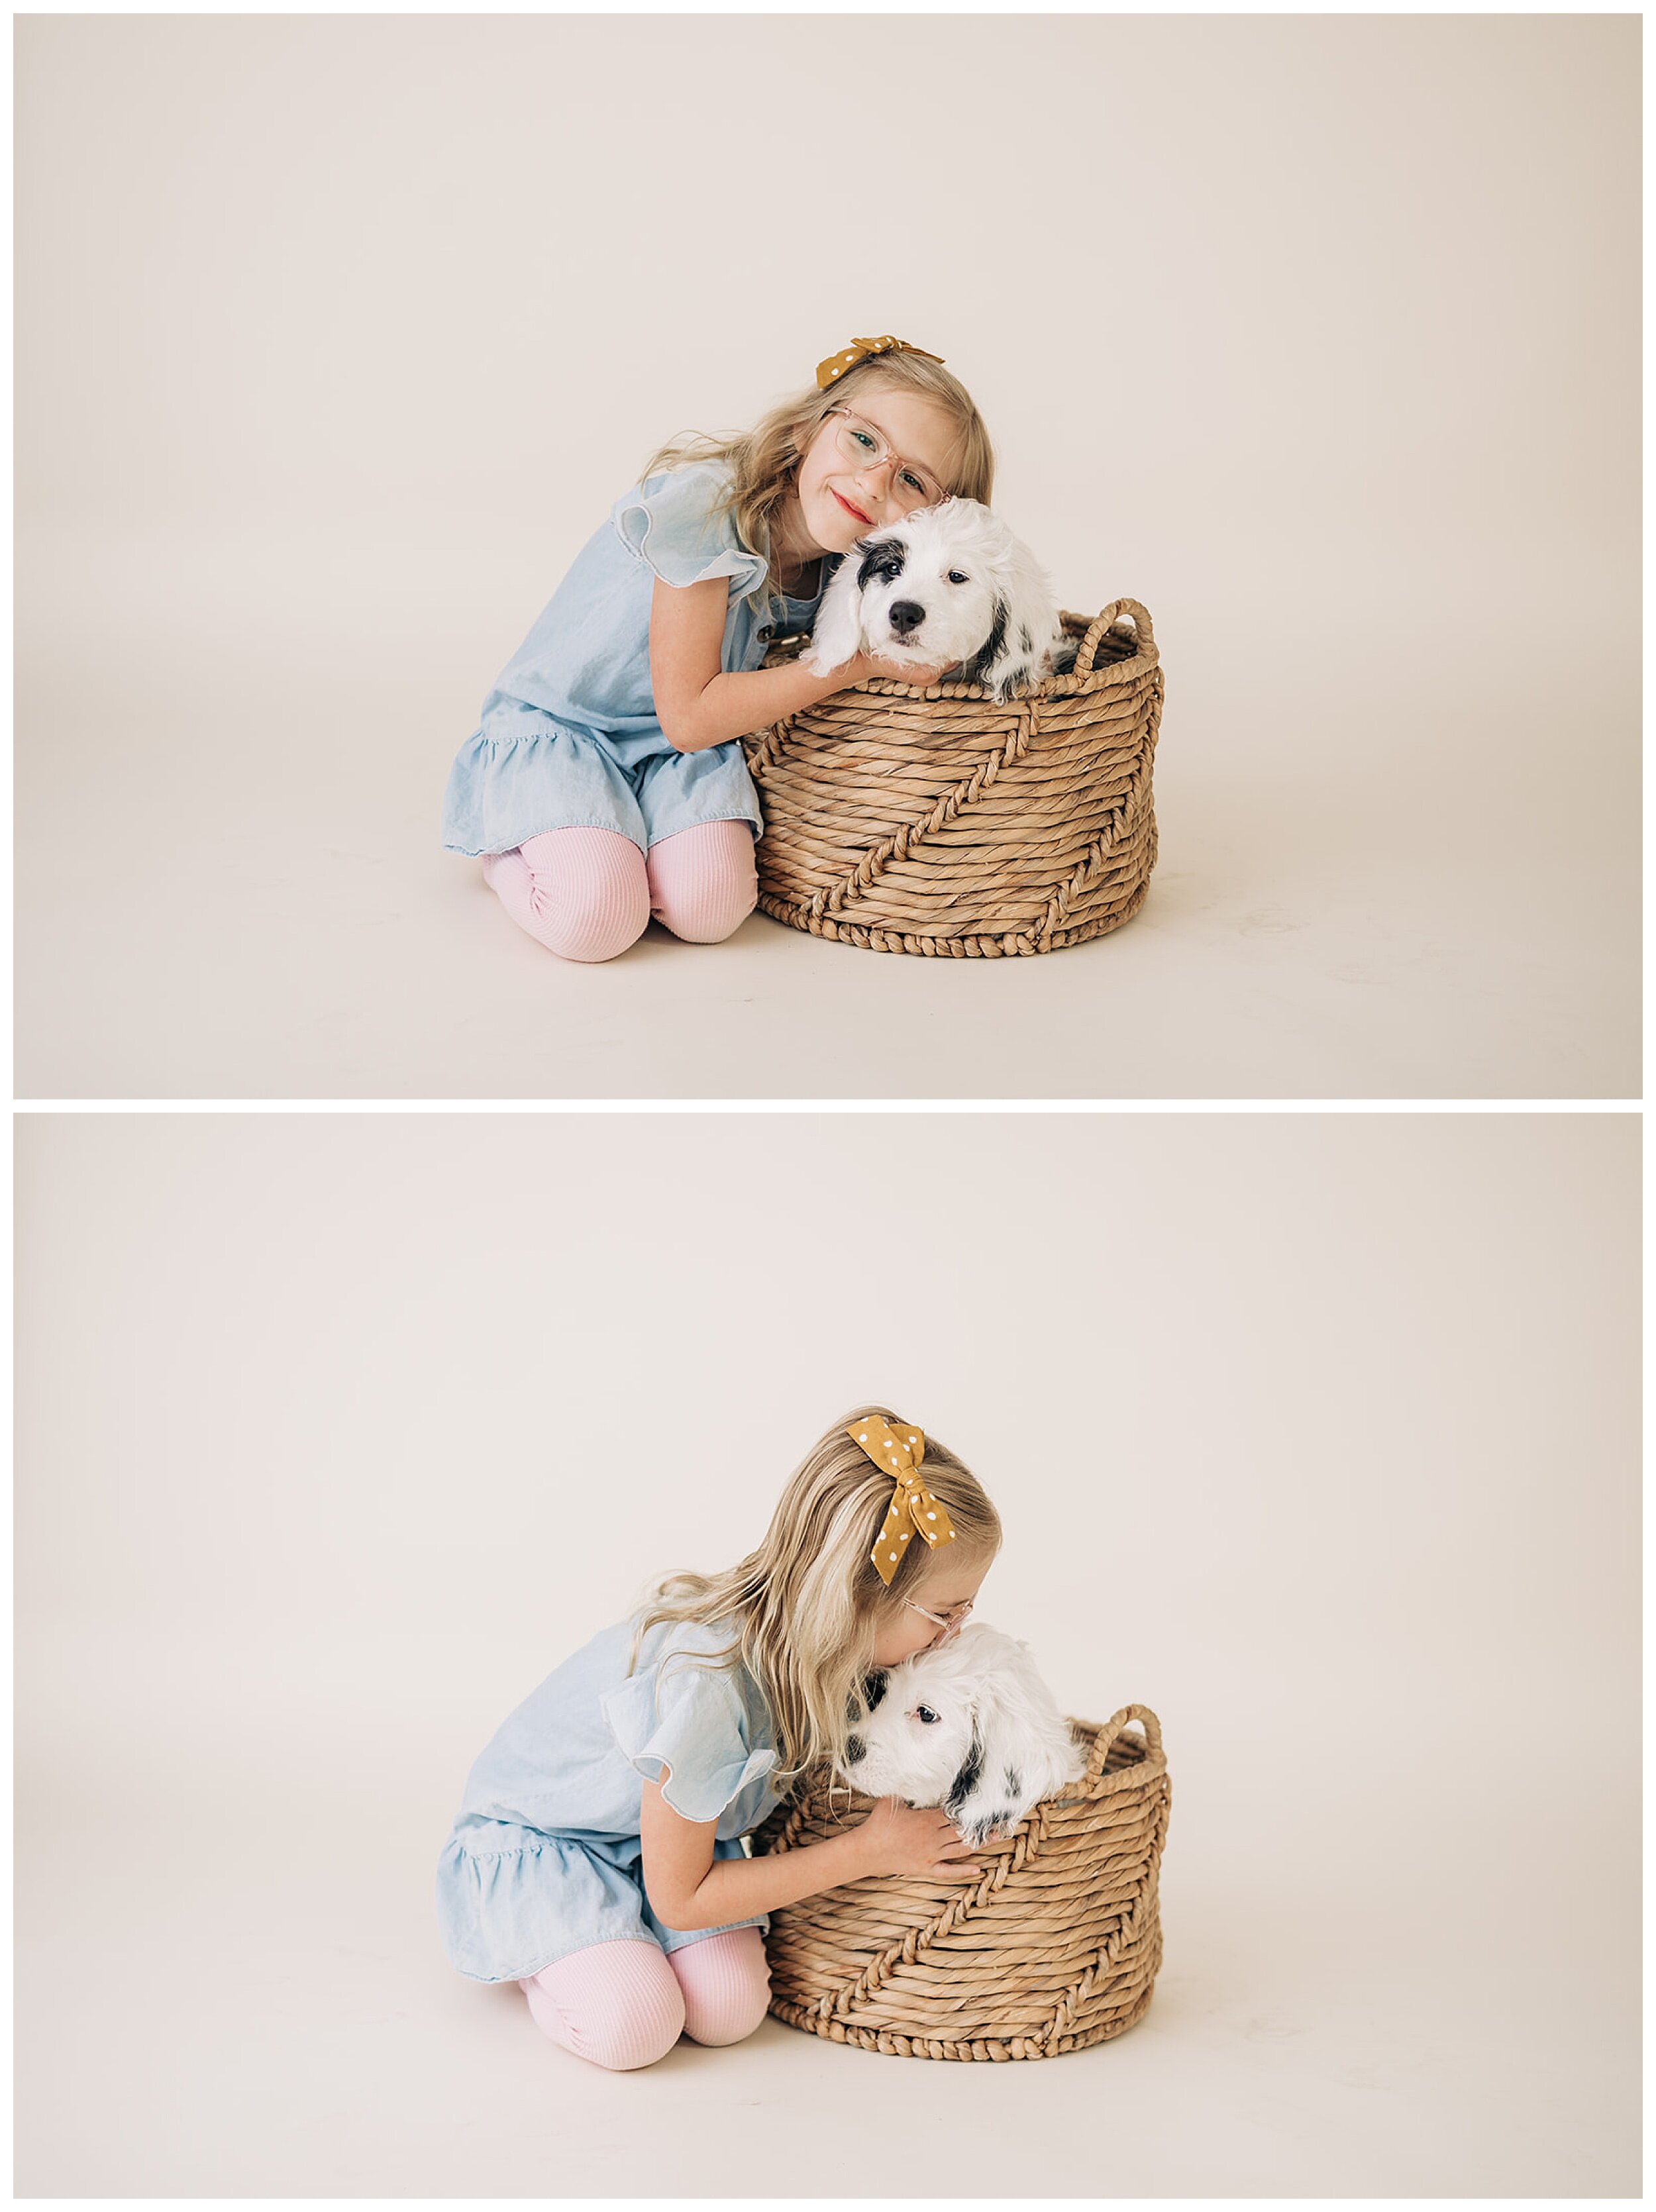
[522,1943,686,2071]
[654,890,756,948]
[543,899,650,964]
[565,1996,685,2072]
[680,1985,769,2048]
[670,1929,772,2048]
[503,830,651,962]
[647,823,758,946]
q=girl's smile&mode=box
[773,390,961,574]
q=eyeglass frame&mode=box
[905,1596,974,1636]
[821,407,950,511]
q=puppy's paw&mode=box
[958,1811,1017,1848]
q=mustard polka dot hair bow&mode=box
[849,1415,957,1584]
[816,336,946,391]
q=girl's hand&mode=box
[853,1797,984,1881]
[853,649,960,690]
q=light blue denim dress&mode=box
[441,461,833,859]
[436,1616,783,1983]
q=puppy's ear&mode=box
[952,1654,1086,1844]
[943,1723,988,1836]
[976,538,1062,701]
[962,595,1011,696]
[800,556,869,677]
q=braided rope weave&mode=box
[752,1705,1169,2061]
[741,603,1163,958]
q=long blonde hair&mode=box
[630,1405,1002,1789]
[636,352,996,604]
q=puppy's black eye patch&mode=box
[857,542,909,590]
[862,1670,889,1712]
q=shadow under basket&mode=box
[743,602,1163,958]
[752,1704,1169,2061]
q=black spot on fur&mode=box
[862,1670,889,1712]
[1019,625,1033,653]
[845,1733,866,1764]
[945,1730,984,1817]
[968,595,1009,683]
[1004,1766,1021,1799]
[857,539,907,591]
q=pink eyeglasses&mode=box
[823,409,949,512]
[905,1597,974,1638]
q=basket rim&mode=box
[758,601,1157,707]
[758,1705,1167,1836]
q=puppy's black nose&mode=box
[845,1734,866,1764]
[887,600,925,637]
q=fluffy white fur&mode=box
[802,499,1066,701]
[839,1622,1086,1847]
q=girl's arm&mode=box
[639,1778,982,1932]
[650,576,954,755]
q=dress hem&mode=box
[455,1913,772,1986]
[444,813,761,862]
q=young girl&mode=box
[435,1406,1000,2070]
[441,338,996,962]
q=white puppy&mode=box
[839,1622,1086,1847]
[802,499,1065,701]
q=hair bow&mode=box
[816,336,946,391]
[849,1415,957,1584]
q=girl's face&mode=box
[792,386,962,556]
[870,1546,996,1669]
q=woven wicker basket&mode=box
[742,602,1162,958]
[752,1704,1169,2062]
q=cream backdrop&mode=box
[13,13,1641,1099]
[15,1111,1639,2195]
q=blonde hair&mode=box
[630,1405,1002,1789]
[636,352,996,605]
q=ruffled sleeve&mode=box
[611,463,770,600]
[600,1644,777,1825]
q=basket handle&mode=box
[1073,599,1154,675]
[1084,1703,1163,1780]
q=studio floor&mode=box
[14,1626,1639,2200]
[14,531,1639,1102]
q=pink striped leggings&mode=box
[482,822,756,964]
[518,1928,771,2070]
